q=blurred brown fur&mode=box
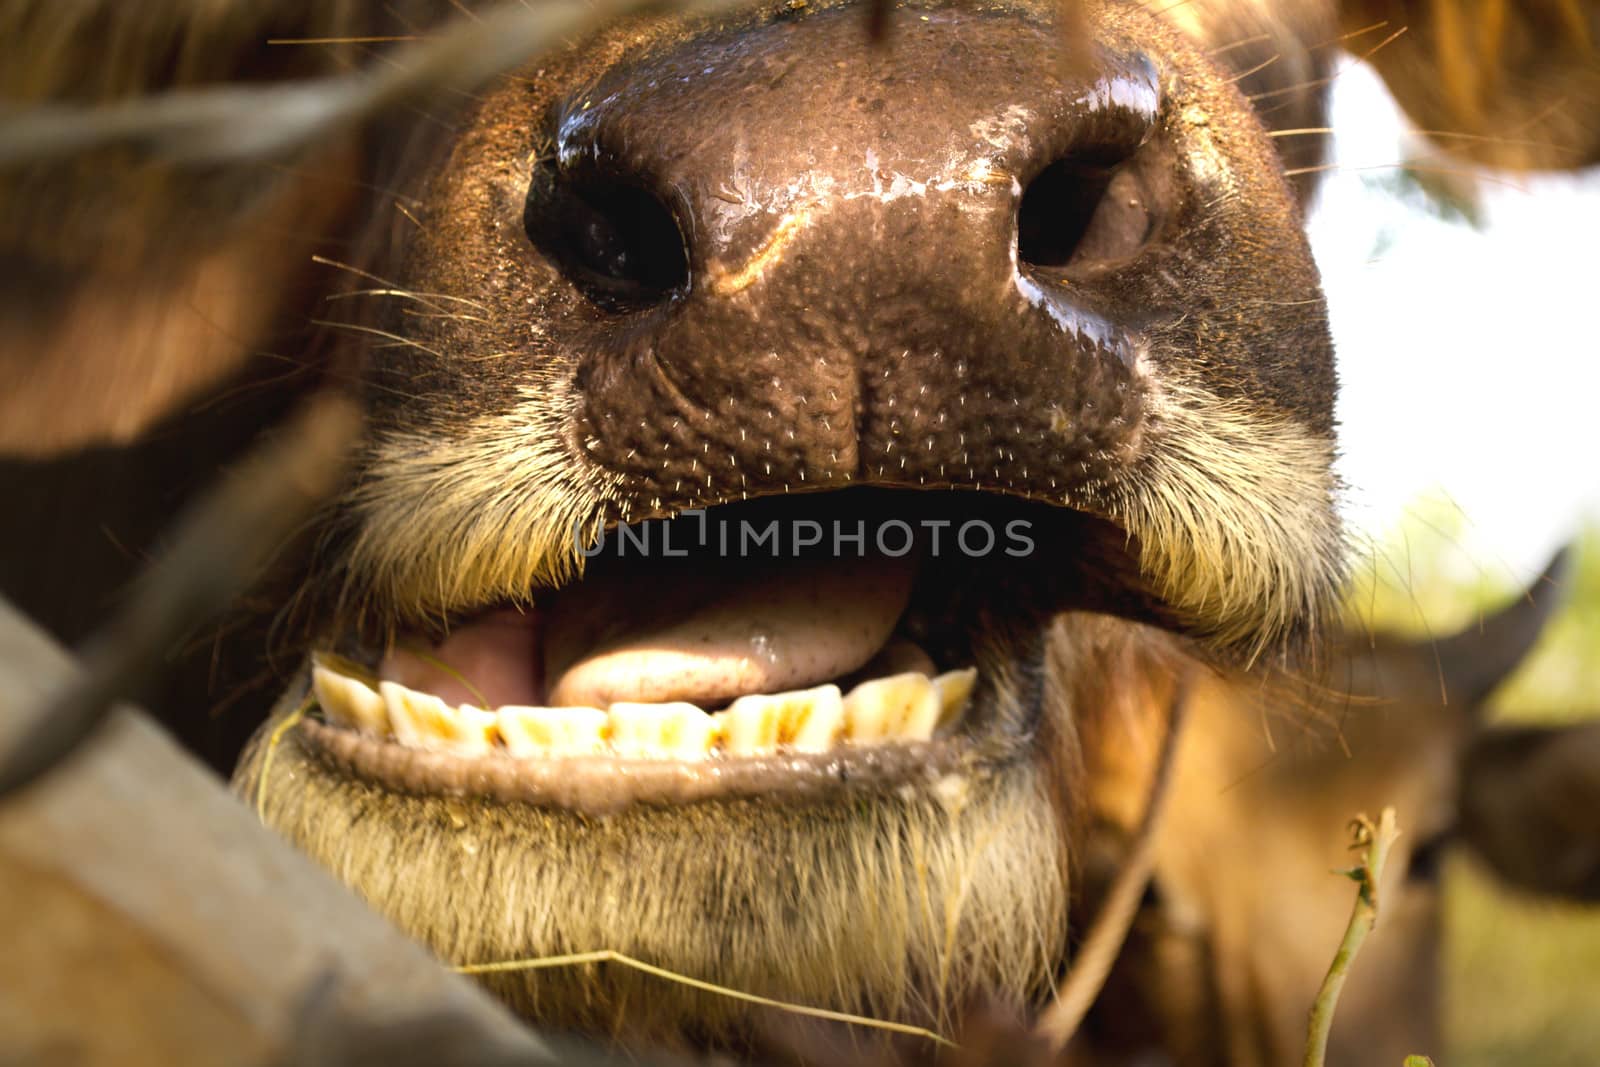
[1070,557,1582,1066]
[1345,0,1600,171]
[1,1,386,454]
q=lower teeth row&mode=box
[310,660,978,760]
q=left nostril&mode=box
[523,159,690,311]
[1016,146,1155,272]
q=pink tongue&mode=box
[545,552,917,709]
[379,608,541,708]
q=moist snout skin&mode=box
[236,0,1344,1055]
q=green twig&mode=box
[1303,806,1402,1067]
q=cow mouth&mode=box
[296,488,1161,809]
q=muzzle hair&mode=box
[340,382,620,625]
[1111,377,1346,659]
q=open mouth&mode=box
[297,489,1158,809]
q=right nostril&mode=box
[523,160,689,311]
[1017,146,1153,271]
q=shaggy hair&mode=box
[1113,376,1345,660]
[239,686,1076,1047]
[237,607,1194,1050]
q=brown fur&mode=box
[0,1,380,452]
[1342,0,1600,170]
[233,9,1348,1042]
[3,0,1597,1062]
[287,0,1345,663]
[1074,665,1456,1067]
[1071,564,1571,1067]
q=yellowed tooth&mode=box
[718,685,844,755]
[496,706,608,758]
[717,694,782,756]
[932,668,978,732]
[312,664,390,737]
[843,672,940,742]
[608,702,716,759]
[452,705,500,752]
[783,684,846,752]
[379,680,496,755]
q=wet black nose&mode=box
[525,7,1161,312]
[534,3,1170,518]
[525,132,1158,313]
